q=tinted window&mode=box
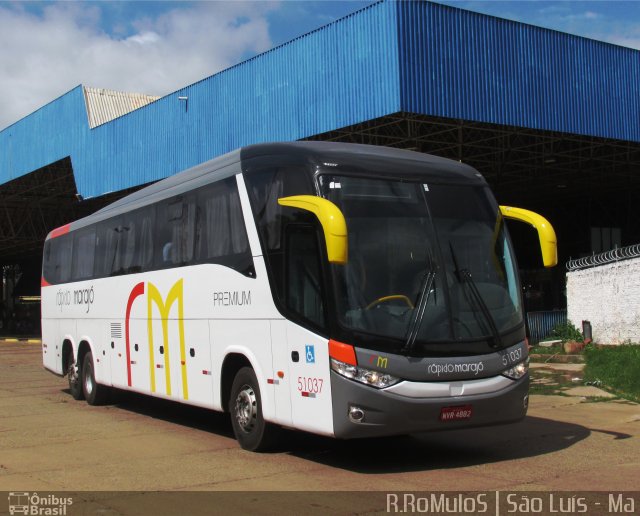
[120,206,155,274]
[121,218,137,272]
[155,195,197,267]
[43,236,72,285]
[57,234,73,284]
[42,240,54,284]
[245,167,315,297]
[43,177,254,284]
[95,217,122,277]
[194,178,253,275]
[72,228,96,281]
[286,227,325,329]
[139,209,154,270]
[245,166,312,252]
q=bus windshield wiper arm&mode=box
[449,243,502,349]
[403,269,436,354]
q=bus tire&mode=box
[229,367,279,452]
[82,351,109,406]
[67,359,84,401]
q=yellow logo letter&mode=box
[147,279,188,399]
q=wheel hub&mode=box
[234,385,257,433]
[84,365,93,396]
[68,362,79,384]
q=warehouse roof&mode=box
[1,0,638,200]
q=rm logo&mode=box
[369,354,389,369]
[125,279,188,399]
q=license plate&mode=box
[439,405,473,421]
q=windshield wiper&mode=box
[449,243,502,349]
[403,269,436,354]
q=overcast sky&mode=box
[1,0,639,131]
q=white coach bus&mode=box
[41,142,557,451]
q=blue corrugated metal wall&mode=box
[0,86,88,184]
[397,1,640,141]
[527,310,567,344]
[1,0,639,199]
[0,0,400,198]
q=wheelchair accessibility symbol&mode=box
[305,345,315,364]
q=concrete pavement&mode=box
[0,339,638,514]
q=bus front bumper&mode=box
[330,371,529,439]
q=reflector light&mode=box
[328,339,357,366]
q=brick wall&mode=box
[566,257,640,344]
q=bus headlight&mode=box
[330,358,401,388]
[502,358,529,380]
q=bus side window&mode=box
[245,167,315,293]
[155,195,196,268]
[72,227,96,281]
[183,197,196,264]
[56,234,73,284]
[156,198,179,267]
[95,217,122,278]
[120,205,154,274]
[195,178,253,275]
[42,240,55,284]
[285,226,326,330]
[120,217,137,273]
[139,207,154,271]
[198,185,231,259]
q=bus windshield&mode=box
[318,175,523,348]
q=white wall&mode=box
[566,256,640,344]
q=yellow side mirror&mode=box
[500,206,557,267]
[278,195,348,264]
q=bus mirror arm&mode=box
[278,195,348,265]
[499,206,558,268]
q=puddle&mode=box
[530,366,619,401]
[533,369,582,385]
[530,367,583,396]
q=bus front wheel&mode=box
[229,367,279,452]
[82,351,109,406]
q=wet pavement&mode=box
[530,360,616,399]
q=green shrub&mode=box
[584,344,640,401]
[548,322,583,343]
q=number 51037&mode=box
[297,377,323,393]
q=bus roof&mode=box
[46,142,484,239]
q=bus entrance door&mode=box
[182,320,213,406]
[286,323,334,436]
[269,319,292,426]
[125,317,151,393]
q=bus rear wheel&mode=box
[82,351,109,405]
[67,358,84,401]
[229,367,279,452]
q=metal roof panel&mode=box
[83,87,160,128]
